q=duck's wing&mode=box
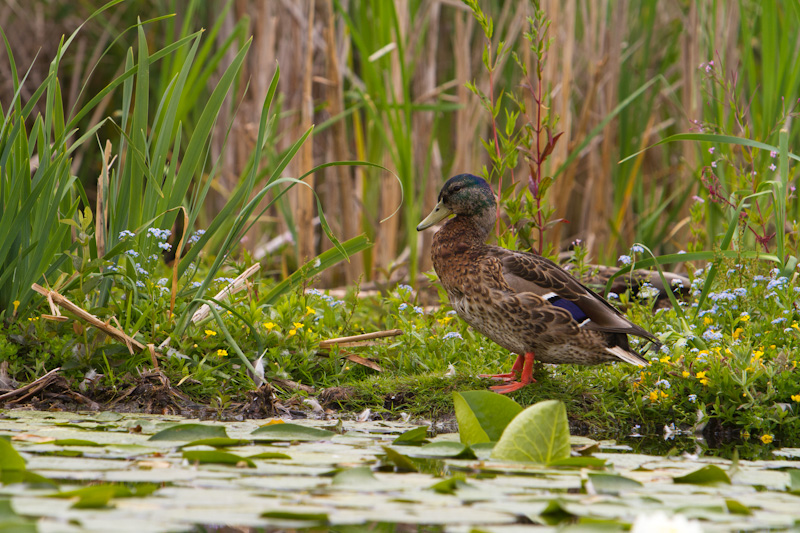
[489,247,659,343]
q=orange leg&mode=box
[490,352,536,394]
[480,354,523,381]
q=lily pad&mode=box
[250,423,335,442]
[586,473,643,494]
[331,466,382,488]
[51,439,104,447]
[149,423,229,442]
[673,464,731,485]
[0,440,26,471]
[247,452,292,460]
[392,426,429,446]
[410,441,475,459]
[180,438,251,448]
[182,450,255,468]
[453,391,522,445]
[381,446,418,472]
[491,400,570,464]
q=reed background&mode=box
[2,0,797,287]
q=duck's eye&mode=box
[451,185,462,193]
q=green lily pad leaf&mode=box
[182,450,255,468]
[538,498,576,525]
[180,438,251,448]
[586,473,642,494]
[491,400,570,464]
[0,440,25,471]
[148,423,229,442]
[429,477,474,495]
[411,441,475,459]
[261,511,328,524]
[91,412,125,422]
[0,470,57,487]
[392,426,429,446]
[0,498,36,532]
[470,442,495,460]
[51,484,132,509]
[453,391,522,446]
[550,457,607,468]
[250,423,335,442]
[381,446,418,472]
[52,439,104,447]
[725,499,752,515]
[247,452,292,460]
[331,466,382,488]
[673,464,731,485]
[788,469,800,493]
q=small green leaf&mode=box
[725,499,752,515]
[551,457,607,468]
[148,423,228,442]
[331,466,382,488]
[261,511,328,524]
[411,441,475,459]
[250,423,335,442]
[247,452,291,460]
[52,439,104,447]
[180,438,251,448]
[491,400,571,464]
[429,477,472,495]
[0,440,25,472]
[392,426,429,446]
[587,473,642,494]
[182,450,255,468]
[453,390,522,445]
[51,484,132,509]
[0,470,57,486]
[788,469,800,493]
[673,465,731,485]
[381,447,418,472]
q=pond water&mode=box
[0,409,798,532]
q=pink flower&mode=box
[770,163,777,171]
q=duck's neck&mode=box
[438,208,494,244]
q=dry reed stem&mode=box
[295,0,317,264]
[190,263,260,323]
[31,283,146,353]
[318,328,403,349]
[323,0,359,284]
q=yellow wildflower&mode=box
[438,316,453,325]
[792,322,800,331]
[660,390,668,398]
[305,306,316,316]
[696,371,706,379]
[791,394,800,402]
[288,329,297,337]
[732,328,743,340]
[263,321,277,331]
[739,313,750,322]
[649,391,659,402]
[205,329,217,337]
[745,367,755,372]
[700,378,710,386]
[660,356,671,363]
[703,316,714,325]
[293,322,304,329]
[752,349,764,360]
[12,300,19,315]
[217,349,228,357]
[682,371,690,378]
[760,434,774,444]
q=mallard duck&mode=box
[417,174,660,394]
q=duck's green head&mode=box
[416,174,495,231]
